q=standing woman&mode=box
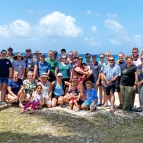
[0,50,12,105]
[12,52,26,80]
[55,55,72,82]
[6,71,24,107]
[120,56,137,112]
[136,55,143,111]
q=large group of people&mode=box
[0,46,143,114]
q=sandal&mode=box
[20,109,25,114]
[110,109,115,113]
[28,109,35,114]
[117,104,123,109]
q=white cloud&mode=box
[106,13,118,19]
[39,11,82,37]
[86,10,101,16]
[109,39,121,46]
[10,20,31,36]
[105,19,143,47]
[104,19,124,32]
[84,37,102,46]
[91,26,97,32]
[0,25,9,37]
[27,10,34,14]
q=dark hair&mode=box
[82,63,87,66]
[132,47,139,52]
[61,49,66,53]
[35,85,42,91]
[85,53,90,57]
[1,50,7,53]
[125,55,133,61]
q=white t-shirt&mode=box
[133,58,141,66]
[32,92,43,103]
[39,81,51,98]
[12,60,26,78]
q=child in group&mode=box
[81,81,98,112]
[67,82,80,111]
[82,63,92,79]
[21,85,44,114]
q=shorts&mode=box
[52,94,64,99]
[77,99,84,105]
[116,86,120,92]
[49,75,56,82]
[0,77,8,84]
[62,78,70,82]
[70,97,77,103]
[104,85,116,95]
[82,100,97,109]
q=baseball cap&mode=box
[7,46,13,51]
[40,54,46,57]
[25,48,31,51]
[57,73,62,77]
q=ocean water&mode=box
[20,53,118,62]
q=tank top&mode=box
[53,82,64,96]
[39,81,50,97]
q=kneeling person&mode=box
[81,81,98,112]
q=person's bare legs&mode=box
[0,83,7,102]
[69,101,73,109]
[74,100,80,111]
[64,95,70,103]
[52,98,57,107]
[110,92,115,111]
[18,91,25,108]
[6,94,18,103]
[132,94,135,107]
[99,86,103,105]
[58,96,64,106]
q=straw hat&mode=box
[13,52,24,60]
[34,50,41,55]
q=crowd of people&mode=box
[0,46,143,114]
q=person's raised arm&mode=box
[74,67,88,75]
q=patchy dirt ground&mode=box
[0,104,143,143]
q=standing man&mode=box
[24,48,37,78]
[0,50,12,105]
[46,51,57,82]
[103,56,121,113]
[6,46,14,62]
[116,52,126,109]
[37,54,51,78]
[85,53,91,65]
[90,55,101,100]
[132,47,141,110]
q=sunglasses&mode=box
[26,50,31,52]
[100,57,104,58]
[141,58,143,61]
[78,58,83,60]
[69,54,73,56]
[109,60,114,61]
[62,58,67,59]
[86,57,90,58]
[8,49,13,51]
[132,52,138,54]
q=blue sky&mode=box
[0,0,143,54]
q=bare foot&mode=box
[28,109,35,114]
[20,109,25,114]
[19,103,24,108]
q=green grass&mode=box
[0,106,143,143]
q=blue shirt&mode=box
[8,78,23,94]
[0,58,12,77]
[53,83,64,96]
[38,61,51,76]
[119,61,126,70]
[24,55,37,71]
[103,64,121,87]
[137,65,143,82]
[84,88,98,103]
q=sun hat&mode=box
[40,73,49,79]
[34,50,41,55]
[13,52,24,60]
[57,73,62,77]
